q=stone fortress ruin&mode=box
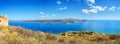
[0,15,8,27]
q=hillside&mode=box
[10,18,86,23]
[0,26,120,44]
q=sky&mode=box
[0,0,120,20]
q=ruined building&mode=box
[0,15,8,27]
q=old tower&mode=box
[0,15,8,27]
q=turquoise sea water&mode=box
[9,20,120,34]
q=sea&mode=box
[9,20,120,34]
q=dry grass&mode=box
[0,26,120,44]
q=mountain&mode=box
[10,18,86,23]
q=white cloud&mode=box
[91,6,107,11]
[41,15,50,18]
[82,5,107,14]
[109,6,116,11]
[82,0,118,14]
[59,7,68,10]
[82,9,89,14]
[40,12,44,15]
[82,0,108,14]
[82,9,98,14]
[40,12,49,18]
[87,0,95,4]
[57,0,62,4]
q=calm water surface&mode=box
[9,20,120,34]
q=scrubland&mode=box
[0,26,120,44]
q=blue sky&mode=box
[0,0,120,20]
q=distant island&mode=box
[10,18,87,23]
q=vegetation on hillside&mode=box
[0,26,120,44]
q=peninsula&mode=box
[10,18,86,23]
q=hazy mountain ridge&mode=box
[10,18,86,23]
